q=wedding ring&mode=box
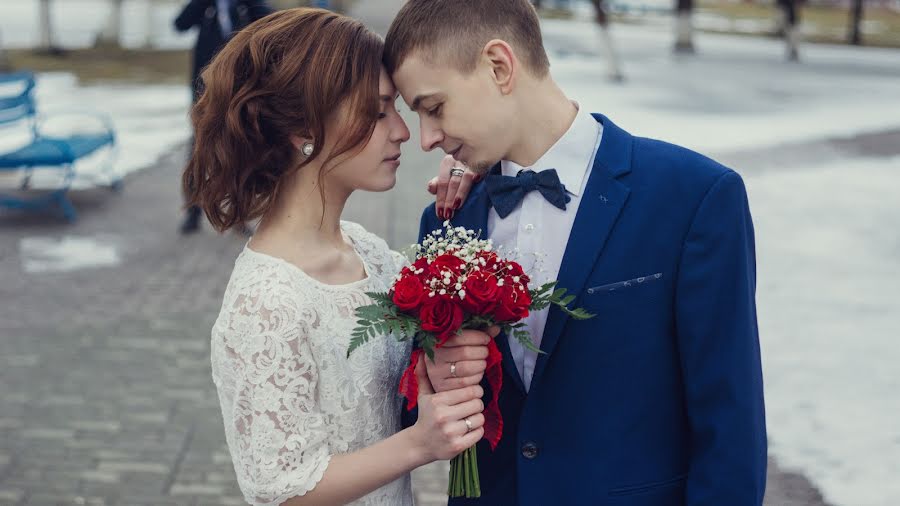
[464,418,473,432]
[449,167,465,178]
[449,362,458,378]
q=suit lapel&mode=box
[530,114,634,389]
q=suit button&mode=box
[521,442,538,459]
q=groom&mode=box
[387,0,766,504]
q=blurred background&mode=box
[0,0,898,505]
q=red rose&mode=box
[475,251,502,274]
[493,285,531,322]
[411,257,430,278]
[429,253,465,278]
[420,296,465,343]
[460,270,500,315]
[392,274,426,313]
[503,261,530,286]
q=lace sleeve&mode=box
[391,249,410,271]
[213,271,331,506]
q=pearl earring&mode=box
[301,142,315,156]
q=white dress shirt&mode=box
[487,105,602,391]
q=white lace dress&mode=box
[211,221,414,506]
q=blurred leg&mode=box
[590,0,625,80]
[180,135,202,234]
[674,0,695,54]
[779,0,801,61]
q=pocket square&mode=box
[587,273,664,294]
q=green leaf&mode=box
[364,291,394,307]
[512,329,545,355]
[415,332,438,361]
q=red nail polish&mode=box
[454,198,462,210]
[438,208,445,220]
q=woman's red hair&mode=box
[183,8,384,232]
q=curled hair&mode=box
[183,8,383,232]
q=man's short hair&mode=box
[384,0,550,77]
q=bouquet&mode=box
[347,222,593,498]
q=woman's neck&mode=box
[255,162,351,252]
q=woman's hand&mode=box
[409,352,486,462]
[427,155,480,221]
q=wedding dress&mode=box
[211,221,414,506]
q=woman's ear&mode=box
[289,135,316,157]
[289,135,307,151]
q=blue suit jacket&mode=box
[416,115,767,505]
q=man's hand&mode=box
[425,327,501,392]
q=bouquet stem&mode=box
[448,445,481,498]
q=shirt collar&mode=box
[500,103,601,198]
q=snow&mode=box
[0,0,194,50]
[748,156,900,506]
[20,235,123,272]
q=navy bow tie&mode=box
[484,169,571,219]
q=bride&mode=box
[183,8,492,506]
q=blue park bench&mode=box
[0,71,119,222]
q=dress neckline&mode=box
[243,223,371,289]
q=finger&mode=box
[424,353,450,393]
[433,384,483,407]
[437,372,484,391]
[451,412,486,437]
[443,360,487,380]
[486,325,501,338]
[442,330,492,347]
[444,168,463,212]
[444,397,485,420]
[457,427,485,451]
[436,345,489,364]
[415,353,435,396]
[449,170,476,212]
[434,155,455,219]
[426,177,439,195]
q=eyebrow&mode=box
[380,92,400,102]
[410,93,441,111]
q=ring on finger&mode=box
[449,167,465,178]
[464,417,473,432]
[449,362,458,378]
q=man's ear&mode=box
[482,39,517,95]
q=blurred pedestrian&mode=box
[174,0,273,234]
[589,0,625,81]
[778,0,801,61]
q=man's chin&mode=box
[467,159,496,175]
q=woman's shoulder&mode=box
[219,246,317,314]
[213,247,322,346]
[341,220,408,273]
[341,221,391,256]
